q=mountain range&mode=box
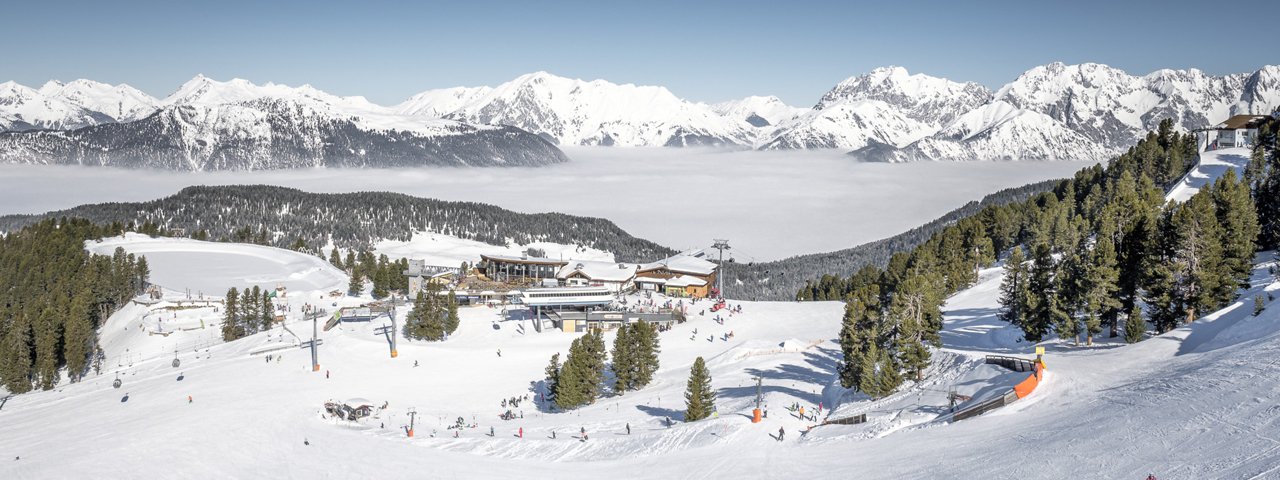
[2,62,1277,169]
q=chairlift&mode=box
[113,372,122,389]
[172,351,181,368]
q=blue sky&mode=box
[3,0,1275,106]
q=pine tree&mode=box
[544,352,561,407]
[581,329,607,399]
[135,256,150,292]
[348,269,363,296]
[997,246,1030,330]
[246,286,261,335]
[1210,170,1259,302]
[1082,236,1121,345]
[404,291,427,340]
[444,291,460,335]
[875,348,902,395]
[683,356,716,421]
[1124,305,1146,344]
[329,247,343,270]
[857,342,883,398]
[261,290,274,331]
[222,288,240,341]
[1,316,34,393]
[344,250,357,275]
[34,307,61,390]
[550,330,609,408]
[1170,192,1230,324]
[631,321,661,389]
[611,324,634,393]
[887,273,942,381]
[63,288,94,381]
[1024,242,1067,343]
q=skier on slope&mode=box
[778,426,785,442]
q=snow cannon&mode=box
[752,408,762,423]
[391,349,398,358]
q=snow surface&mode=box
[86,233,347,295]
[3,233,1279,478]
[374,231,615,266]
[1166,147,1252,203]
[0,149,1094,260]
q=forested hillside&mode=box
[0,186,676,264]
[799,116,1280,398]
[724,180,1059,301]
[0,219,149,393]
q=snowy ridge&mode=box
[397,71,756,147]
[763,66,993,151]
[4,63,1278,163]
[709,95,806,129]
[881,62,1280,162]
[0,76,567,170]
[760,99,934,150]
[0,81,118,131]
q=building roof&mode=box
[557,261,637,283]
[665,275,708,288]
[638,251,718,276]
[1216,114,1269,130]
[480,254,569,266]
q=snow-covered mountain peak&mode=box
[817,66,992,112]
[710,96,806,128]
[399,72,753,147]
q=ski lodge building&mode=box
[635,251,718,298]
[1198,114,1273,150]
[479,254,566,283]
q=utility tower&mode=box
[300,308,324,371]
[711,239,731,299]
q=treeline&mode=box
[0,218,149,393]
[329,248,410,298]
[0,185,676,264]
[403,284,460,341]
[824,119,1215,397]
[782,180,1059,302]
[544,322,661,411]
[220,286,276,342]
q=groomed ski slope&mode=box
[1166,147,1252,203]
[1,241,1279,478]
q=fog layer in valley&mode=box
[0,148,1095,260]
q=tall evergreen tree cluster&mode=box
[0,219,149,393]
[824,119,1262,397]
[549,330,608,410]
[994,121,1262,343]
[220,285,276,342]
[610,322,661,393]
[343,249,409,298]
[1245,114,1280,250]
[402,285,459,341]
